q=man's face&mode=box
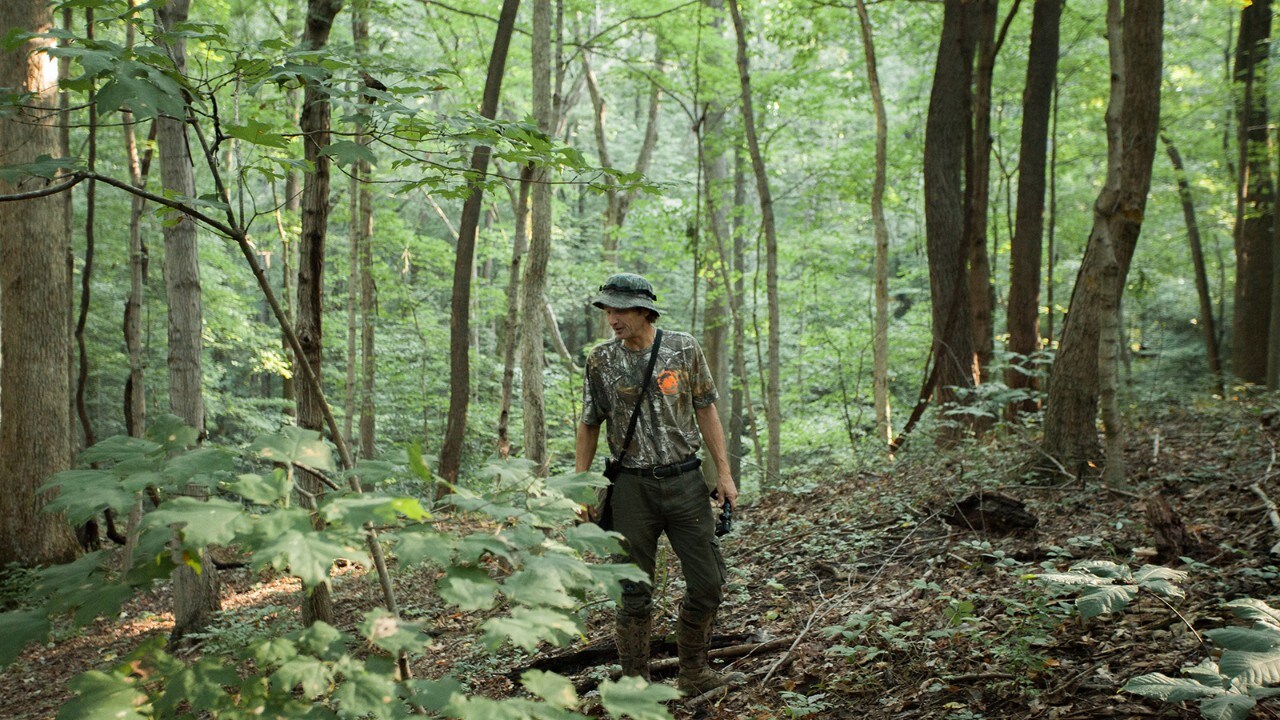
[603,306,650,345]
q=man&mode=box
[575,272,742,695]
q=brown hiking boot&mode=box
[615,612,652,681]
[675,608,745,696]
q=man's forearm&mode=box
[695,404,732,479]
[575,422,601,472]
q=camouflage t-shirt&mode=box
[581,330,719,468]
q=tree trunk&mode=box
[1233,0,1274,384]
[1161,133,1224,393]
[0,0,80,567]
[965,0,997,388]
[1041,0,1163,479]
[924,0,977,433]
[355,11,376,460]
[296,0,343,627]
[1007,0,1061,418]
[728,0,782,485]
[439,0,521,491]
[854,0,893,448]
[498,166,531,459]
[154,0,221,643]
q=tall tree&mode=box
[964,0,998,386]
[1233,0,1274,384]
[853,0,893,447]
[0,0,80,566]
[155,0,221,643]
[439,0,521,490]
[1006,0,1062,417]
[728,0,782,485]
[521,0,553,473]
[923,0,978,432]
[295,0,343,626]
[1041,0,1163,478]
[354,5,376,460]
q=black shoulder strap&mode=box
[616,329,663,467]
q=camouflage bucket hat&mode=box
[591,272,662,317]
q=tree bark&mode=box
[924,0,977,435]
[521,0,553,474]
[498,165,532,459]
[355,11,376,460]
[439,0,521,490]
[1006,0,1061,418]
[1041,0,1163,479]
[296,0,343,626]
[965,0,998,388]
[728,0,782,485]
[0,0,80,567]
[854,0,893,448]
[1233,0,1274,384]
[1161,133,1224,393]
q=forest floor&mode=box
[4,394,1280,720]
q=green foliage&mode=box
[1123,599,1280,720]
[2,424,669,718]
[1031,560,1188,619]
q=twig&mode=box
[1248,481,1280,555]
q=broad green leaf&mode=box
[437,566,499,611]
[407,443,433,482]
[156,658,239,716]
[587,564,655,604]
[563,523,625,557]
[322,140,377,168]
[350,460,398,485]
[1208,626,1280,653]
[455,532,517,564]
[1071,560,1131,580]
[147,414,199,451]
[0,610,51,666]
[404,676,464,713]
[322,494,427,527]
[1226,598,1280,628]
[78,435,159,464]
[250,636,299,667]
[332,667,399,719]
[481,607,582,651]
[1184,657,1227,686]
[545,468,609,505]
[522,670,578,708]
[503,564,578,609]
[292,622,348,660]
[225,118,290,148]
[1075,584,1137,619]
[245,506,315,540]
[392,527,455,568]
[272,655,334,699]
[145,497,245,549]
[251,426,335,471]
[598,676,680,720]
[57,670,149,720]
[229,471,292,506]
[253,529,368,588]
[443,696,581,720]
[41,470,134,525]
[1033,572,1115,588]
[1219,649,1280,687]
[73,583,136,626]
[358,609,429,655]
[1200,692,1256,720]
[0,154,78,182]
[163,447,235,490]
[1122,673,1223,702]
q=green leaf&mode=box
[350,460,398,485]
[407,442,434,482]
[250,636,299,667]
[587,564,652,604]
[404,676,464,712]
[1200,692,1256,720]
[163,447,235,488]
[392,527,455,568]
[147,415,199,451]
[563,523,625,557]
[322,494,428,528]
[1071,560,1131,580]
[251,426,335,471]
[41,470,134,526]
[1219,649,1280,688]
[481,607,582,652]
[73,583,135,626]
[273,655,334,699]
[358,608,429,655]
[0,610,51,666]
[253,530,368,589]
[332,666,399,719]
[322,140,376,168]
[156,658,240,715]
[1207,626,1280,653]
[521,670,578,708]
[225,118,290,148]
[1183,657,1227,686]
[229,471,293,506]
[437,566,499,611]
[1226,598,1280,628]
[57,670,149,720]
[145,497,245,549]
[546,472,608,506]
[0,154,79,182]
[1075,584,1137,619]
[598,676,680,719]
[78,435,160,464]
[1122,673,1224,702]
[455,532,517,564]
[503,555,585,609]
[292,622,348,660]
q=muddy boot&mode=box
[616,612,652,681]
[675,608,745,696]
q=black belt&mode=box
[622,456,701,479]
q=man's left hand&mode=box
[714,476,738,511]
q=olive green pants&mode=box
[610,467,727,618]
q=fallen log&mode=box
[942,491,1038,534]
[511,631,758,679]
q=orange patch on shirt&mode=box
[656,369,680,395]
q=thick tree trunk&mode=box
[521,0,553,474]
[728,0,782,485]
[1161,133,1224,393]
[1042,0,1163,479]
[296,0,343,627]
[0,0,80,567]
[1006,0,1061,418]
[1233,0,1274,384]
[924,0,977,433]
[439,0,520,490]
[965,0,997,387]
[155,0,221,643]
[854,0,893,448]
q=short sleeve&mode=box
[687,336,719,409]
[581,347,609,426]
